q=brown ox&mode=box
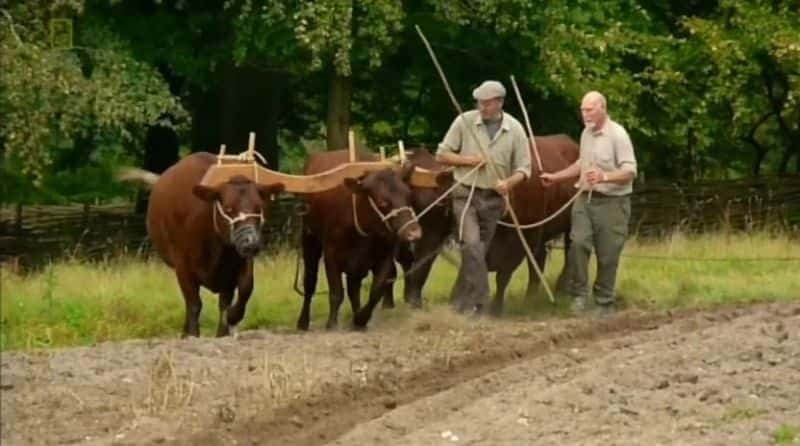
[299,150,422,330]
[390,135,579,315]
[486,134,580,314]
[386,148,453,309]
[120,152,284,337]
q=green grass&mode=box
[2,230,799,350]
[773,424,800,444]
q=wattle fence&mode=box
[2,176,799,271]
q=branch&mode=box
[0,9,24,46]
[745,110,776,142]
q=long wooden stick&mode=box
[414,25,555,303]
[509,75,544,173]
[348,130,356,163]
[398,140,406,163]
[509,75,549,296]
[247,132,256,161]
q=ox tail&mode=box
[117,167,160,189]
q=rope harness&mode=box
[212,200,265,243]
[351,194,418,238]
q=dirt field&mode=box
[2,301,799,446]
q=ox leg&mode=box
[324,256,346,330]
[491,263,515,317]
[216,290,235,337]
[555,228,573,297]
[227,260,254,334]
[525,237,549,300]
[176,267,202,338]
[382,262,397,309]
[353,255,394,329]
[298,232,322,331]
[402,244,436,309]
[346,273,363,318]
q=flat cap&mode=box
[472,80,506,101]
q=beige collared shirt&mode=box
[578,117,637,196]
[436,110,532,189]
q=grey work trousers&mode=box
[449,185,506,312]
[568,192,632,306]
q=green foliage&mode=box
[680,1,800,172]
[0,1,187,190]
[230,0,404,76]
[2,0,799,205]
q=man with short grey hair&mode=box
[436,80,532,315]
[540,91,637,315]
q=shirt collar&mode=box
[474,111,511,131]
[590,117,612,136]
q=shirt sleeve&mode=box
[511,125,532,179]
[614,125,637,177]
[436,115,464,156]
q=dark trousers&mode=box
[449,185,506,312]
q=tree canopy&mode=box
[1,0,798,204]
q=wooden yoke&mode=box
[200,131,448,193]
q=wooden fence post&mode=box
[15,203,23,234]
[82,203,90,228]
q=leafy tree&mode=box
[0,0,187,199]
[229,0,405,149]
[681,0,800,176]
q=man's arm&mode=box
[436,115,484,167]
[495,126,532,195]
[541,159,581,185]
[603,125,637,185]
[437,151,484,167]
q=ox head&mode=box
[343,162,423,242]
[193,175,285,257]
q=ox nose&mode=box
[233,225,262,257]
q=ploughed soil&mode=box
[2,301,799,446]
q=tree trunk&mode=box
[749,140,767,177]
[218,65,282,169]
[796,148,800,174]
[326,72,352,150]
[778,147,793,176]
[189,84,223,152]
[136,124,179,214]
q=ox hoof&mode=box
[382,299,395,309]
[489,303,504,318]
[296,319,310,331]
[406,298,423,309]
[352,312,371,329]
[351,322,368,332]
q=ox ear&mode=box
[400,161,416,182]
[343,177,367,195]
[192,184,220,202]
[257,183,285,201]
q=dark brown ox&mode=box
[120,152,284,337]
[389,135,579,315]
[299,149,422,330]
[386,148,454,309]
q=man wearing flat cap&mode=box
[436,80,532,315]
